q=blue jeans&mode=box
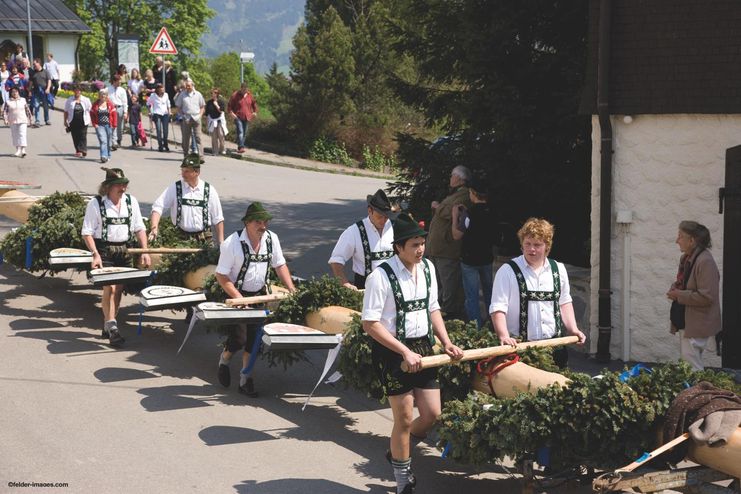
[32,89,49,124]
[461,262,493,327]
[152,114,170,150]
[95,124,113,159]
[235,118,248,148]
[129,123,139,145]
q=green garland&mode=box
[269,275,363,323]
[0,192,86,273]
[154,244,219,288]
[438,361,741,471]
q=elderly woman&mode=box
[81,167,151,347]
[63,83,92,157]
[667,221,721,371]
[2,86,32,157]
[90,88,118,163]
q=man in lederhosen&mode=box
[489,217,586,367]
[328,189,395,290]
[82,168,151,347]
[148,153,225,245]
[215,202,296,397]
[362,213,463,494]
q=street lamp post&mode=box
[240,52,255,84]
[26,0,33,59]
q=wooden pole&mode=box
[225,292,291,306]
[127,247,203,254]
[401,335,579,372]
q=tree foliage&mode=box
[390,0,592,264]
[63,0,214,79]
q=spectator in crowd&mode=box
[451,177,495,327]
[10,44,27,68]
[667,221,722,371]
[489,218,586,368]
[147,83,170,152]
[29,58,51,126]
[127,68,144,101]
[174,78,205,161]
[43,53,60,99]
[0,61,9,108]
[426,165,472,319]
[63,83,92,158]
[227,82,258,153]
[163,60,177,104]
[107,75,128,150]
[142,69,157,99]
[2,86,32,157]
[116,64,128,84]
[90,88,117,163]
[128,94,142,147]
[4,65,28,101]
[152,56,164,81]
[205,88,227,156]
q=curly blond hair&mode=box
[517,218,555,254]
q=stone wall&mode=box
[589,114,733,366]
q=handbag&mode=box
[670,300,685,330]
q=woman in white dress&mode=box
[2,86,32,157]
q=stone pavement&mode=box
[0,119,607,493]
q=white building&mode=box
[582,0,738,367]
[0,0,90,82]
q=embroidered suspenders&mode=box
[356,220,393,276]
[96,194,132,243]
[506,258,564,340]
[235,230,273,294]
[175,181,210,230]
[378,259,434,345]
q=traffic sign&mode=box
[149,27,177,55]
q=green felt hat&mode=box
[181,153,201,169]
[241,202,273,222]
[392,212,427,243]
[101,167,129,186]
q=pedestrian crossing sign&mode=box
[149,27,178,55]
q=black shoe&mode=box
[238,377,258,397]
[199,157,205,164]
[218,363,231,388]
[386,450,417,488]
[101,328,109,339]
[400,484,414,494]
[108,328,125,347]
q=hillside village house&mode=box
[0,0,90,82]
[581,0,741,367]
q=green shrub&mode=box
[361,144,397,172]
[308,137,353,166]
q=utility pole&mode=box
[26,0,33,59]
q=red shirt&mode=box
[228,90,258,121]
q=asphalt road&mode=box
[0,121,589,493]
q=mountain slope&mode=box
[201,0,305,73]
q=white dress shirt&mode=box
[489,255,572,341]
[150,178,224,232]
[81,194,145,242]
[216,229,286,293]
[362,256,440,339]
[328,216,394,276]
[107,84,128,112]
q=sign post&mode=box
[149,27,178,88]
